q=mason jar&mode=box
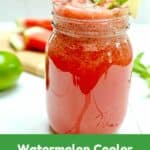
[46,1,133,134]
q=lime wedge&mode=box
[128,0,141,18]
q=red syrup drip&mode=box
[49,47,112,133]
[65,94,91,133]
[47,28,132,133]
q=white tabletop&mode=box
[0,23,150,134]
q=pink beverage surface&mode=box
[46,1,132,134]
[54,0,128,19]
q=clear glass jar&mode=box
[46,2,133,134]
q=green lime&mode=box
[0,51,23,90]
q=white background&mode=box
[0,0,150,24]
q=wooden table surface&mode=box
[0,23,150,134]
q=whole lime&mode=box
[0,51,23,90]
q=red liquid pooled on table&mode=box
[46,2,132,134]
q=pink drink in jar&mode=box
[46,0,133,134]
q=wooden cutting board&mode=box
[0,31,45,77]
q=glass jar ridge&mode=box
[52,14,129,37]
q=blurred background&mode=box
[0,0,150,24]
[0,0,150,134]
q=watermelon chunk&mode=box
[24,27,51,52]
[16,18,53,30]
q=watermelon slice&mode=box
[17,18,53,30]
[24,27,51,52]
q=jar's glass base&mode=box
[49,126,58,134]
[49,126,119,134]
